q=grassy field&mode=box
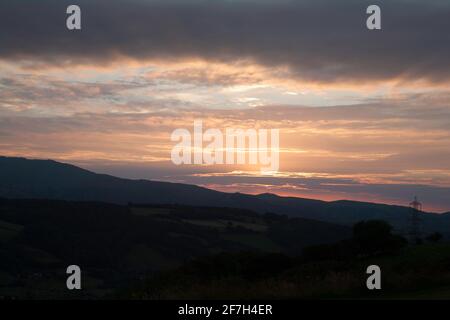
[131,207,171,216]
[0,219,23,242]
[122,243,450,300]
[4,199,447,300]
[221,234,282,252]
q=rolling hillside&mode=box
[0,198,351,298]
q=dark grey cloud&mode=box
[0,0,449,83]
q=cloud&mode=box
[1,0,449,84]
[1,91,449,173]
[1,91,449,210]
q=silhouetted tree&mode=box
[426,232,443,243]
[353,220,407,256]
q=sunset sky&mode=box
[1,0,450,212]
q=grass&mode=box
[125,243,450,300]
[124,244,178,271]
[221,234,282,252]
[0,219,23,242]
[20,246,62,265]
[181,219,267,232]
[131,207,171,216]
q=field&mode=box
[123,244,450,300]
[0,199,449,300]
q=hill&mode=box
[0,198,350,299]
[1,156,449,235]
[120,243,450,300]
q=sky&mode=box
[1,0,450,212]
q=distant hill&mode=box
[1,156,449,235]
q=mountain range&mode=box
[1,156,449,236]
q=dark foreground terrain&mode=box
[0,198,349,299]
[0,198,449,299]
[121,243,450,300]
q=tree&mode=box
[353,220,407,256]
[426,232,443,243]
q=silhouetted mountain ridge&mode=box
[1,156,449,235]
